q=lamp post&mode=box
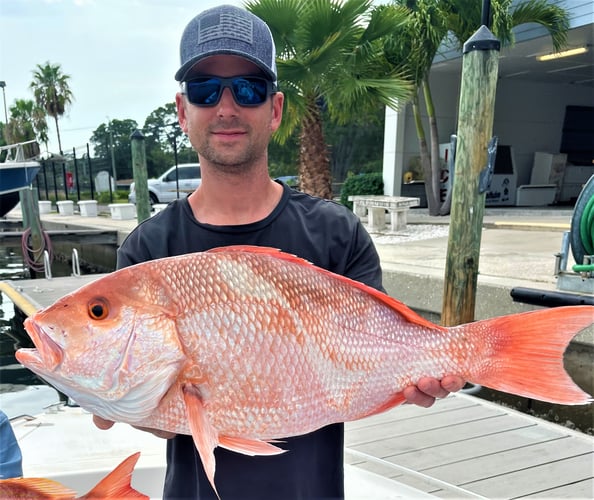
[0,81,7,125]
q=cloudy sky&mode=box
[0,0,245,153]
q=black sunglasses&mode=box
[182,76,277,107]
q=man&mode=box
[0,410,22,479]
[95,5,463,498]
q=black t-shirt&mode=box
[117,182,384,500]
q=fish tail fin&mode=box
[463,305,593,405]
[79,452,148,499]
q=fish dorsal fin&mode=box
[79,452,148,499]
[0,477,76,498]
[207,245,444,332]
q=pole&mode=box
[0,81,8,124]
[87,143,95,200]
[131,129,150,222]
[441,25,500,327]
[107,118,117,183]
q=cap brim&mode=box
[175,50,277,83]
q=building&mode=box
[383,0,593,207]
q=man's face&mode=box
[176,55,283,175]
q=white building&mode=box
[383,0,593,207]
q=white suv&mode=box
[129,163,201,204]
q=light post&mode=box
[106,117,117,182]
[0,81,7,125]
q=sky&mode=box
[0,0,245,154]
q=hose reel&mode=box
[570,174,594,274]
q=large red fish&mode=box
[16,245,593,495]
[0,452,147,498]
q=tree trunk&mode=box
[299,99,332,199]
[412,94,439,214]
[54,114,63,154]
[423,80,444,215]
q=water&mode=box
[0,247,40,393]
[0,246,83,394]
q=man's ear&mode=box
[270,92,284,133]
[176,92,189,134]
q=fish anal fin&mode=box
[182,384,221,499]
[80,452,148,499]
[359,392,407,420]
[219,435,287,457]
[207,245,443,332]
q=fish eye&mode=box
[88,298,109,320]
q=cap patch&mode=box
[199,11,253,45]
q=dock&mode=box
[0,275,104,316]
[1,206,593,497]
[0,229,118,247]
[345,394,594,498]
[1,273,593,498]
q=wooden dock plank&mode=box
[425,436,593,485]
[349,412,527,457]
[346,403,506,448]
[345,394,594,498]
[380,424,556,471]
[523,477,594,498]
[464,454,594,498]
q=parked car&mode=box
[128,163,201,204]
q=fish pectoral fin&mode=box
[219,435,287,456]
[182,384,220,498]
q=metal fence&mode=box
[34,144,119,203]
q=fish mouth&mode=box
[16,319,63,371]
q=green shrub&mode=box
[340,173,383,210]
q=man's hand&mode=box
[403,375,465,408]
[93,415,176,439]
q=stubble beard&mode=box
[197,122,269,176]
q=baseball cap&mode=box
[175,5,277,85]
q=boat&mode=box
[0,140,42,218]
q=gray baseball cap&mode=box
[175,5,277,84]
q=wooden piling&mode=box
[130,129,150,223]
[442,26,500,327]
[19,188,43,258]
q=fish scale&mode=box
[16,245,593,497]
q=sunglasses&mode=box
[182,76,277,107]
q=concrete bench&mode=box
[348,195,420,232]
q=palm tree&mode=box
[247,0,413,199]
[4,98,49,155]
[30,61,74,154]
[386,0,569,215]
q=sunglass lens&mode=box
[186,77,272,107]
[232,78,268,105]
[187,78,222,106]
